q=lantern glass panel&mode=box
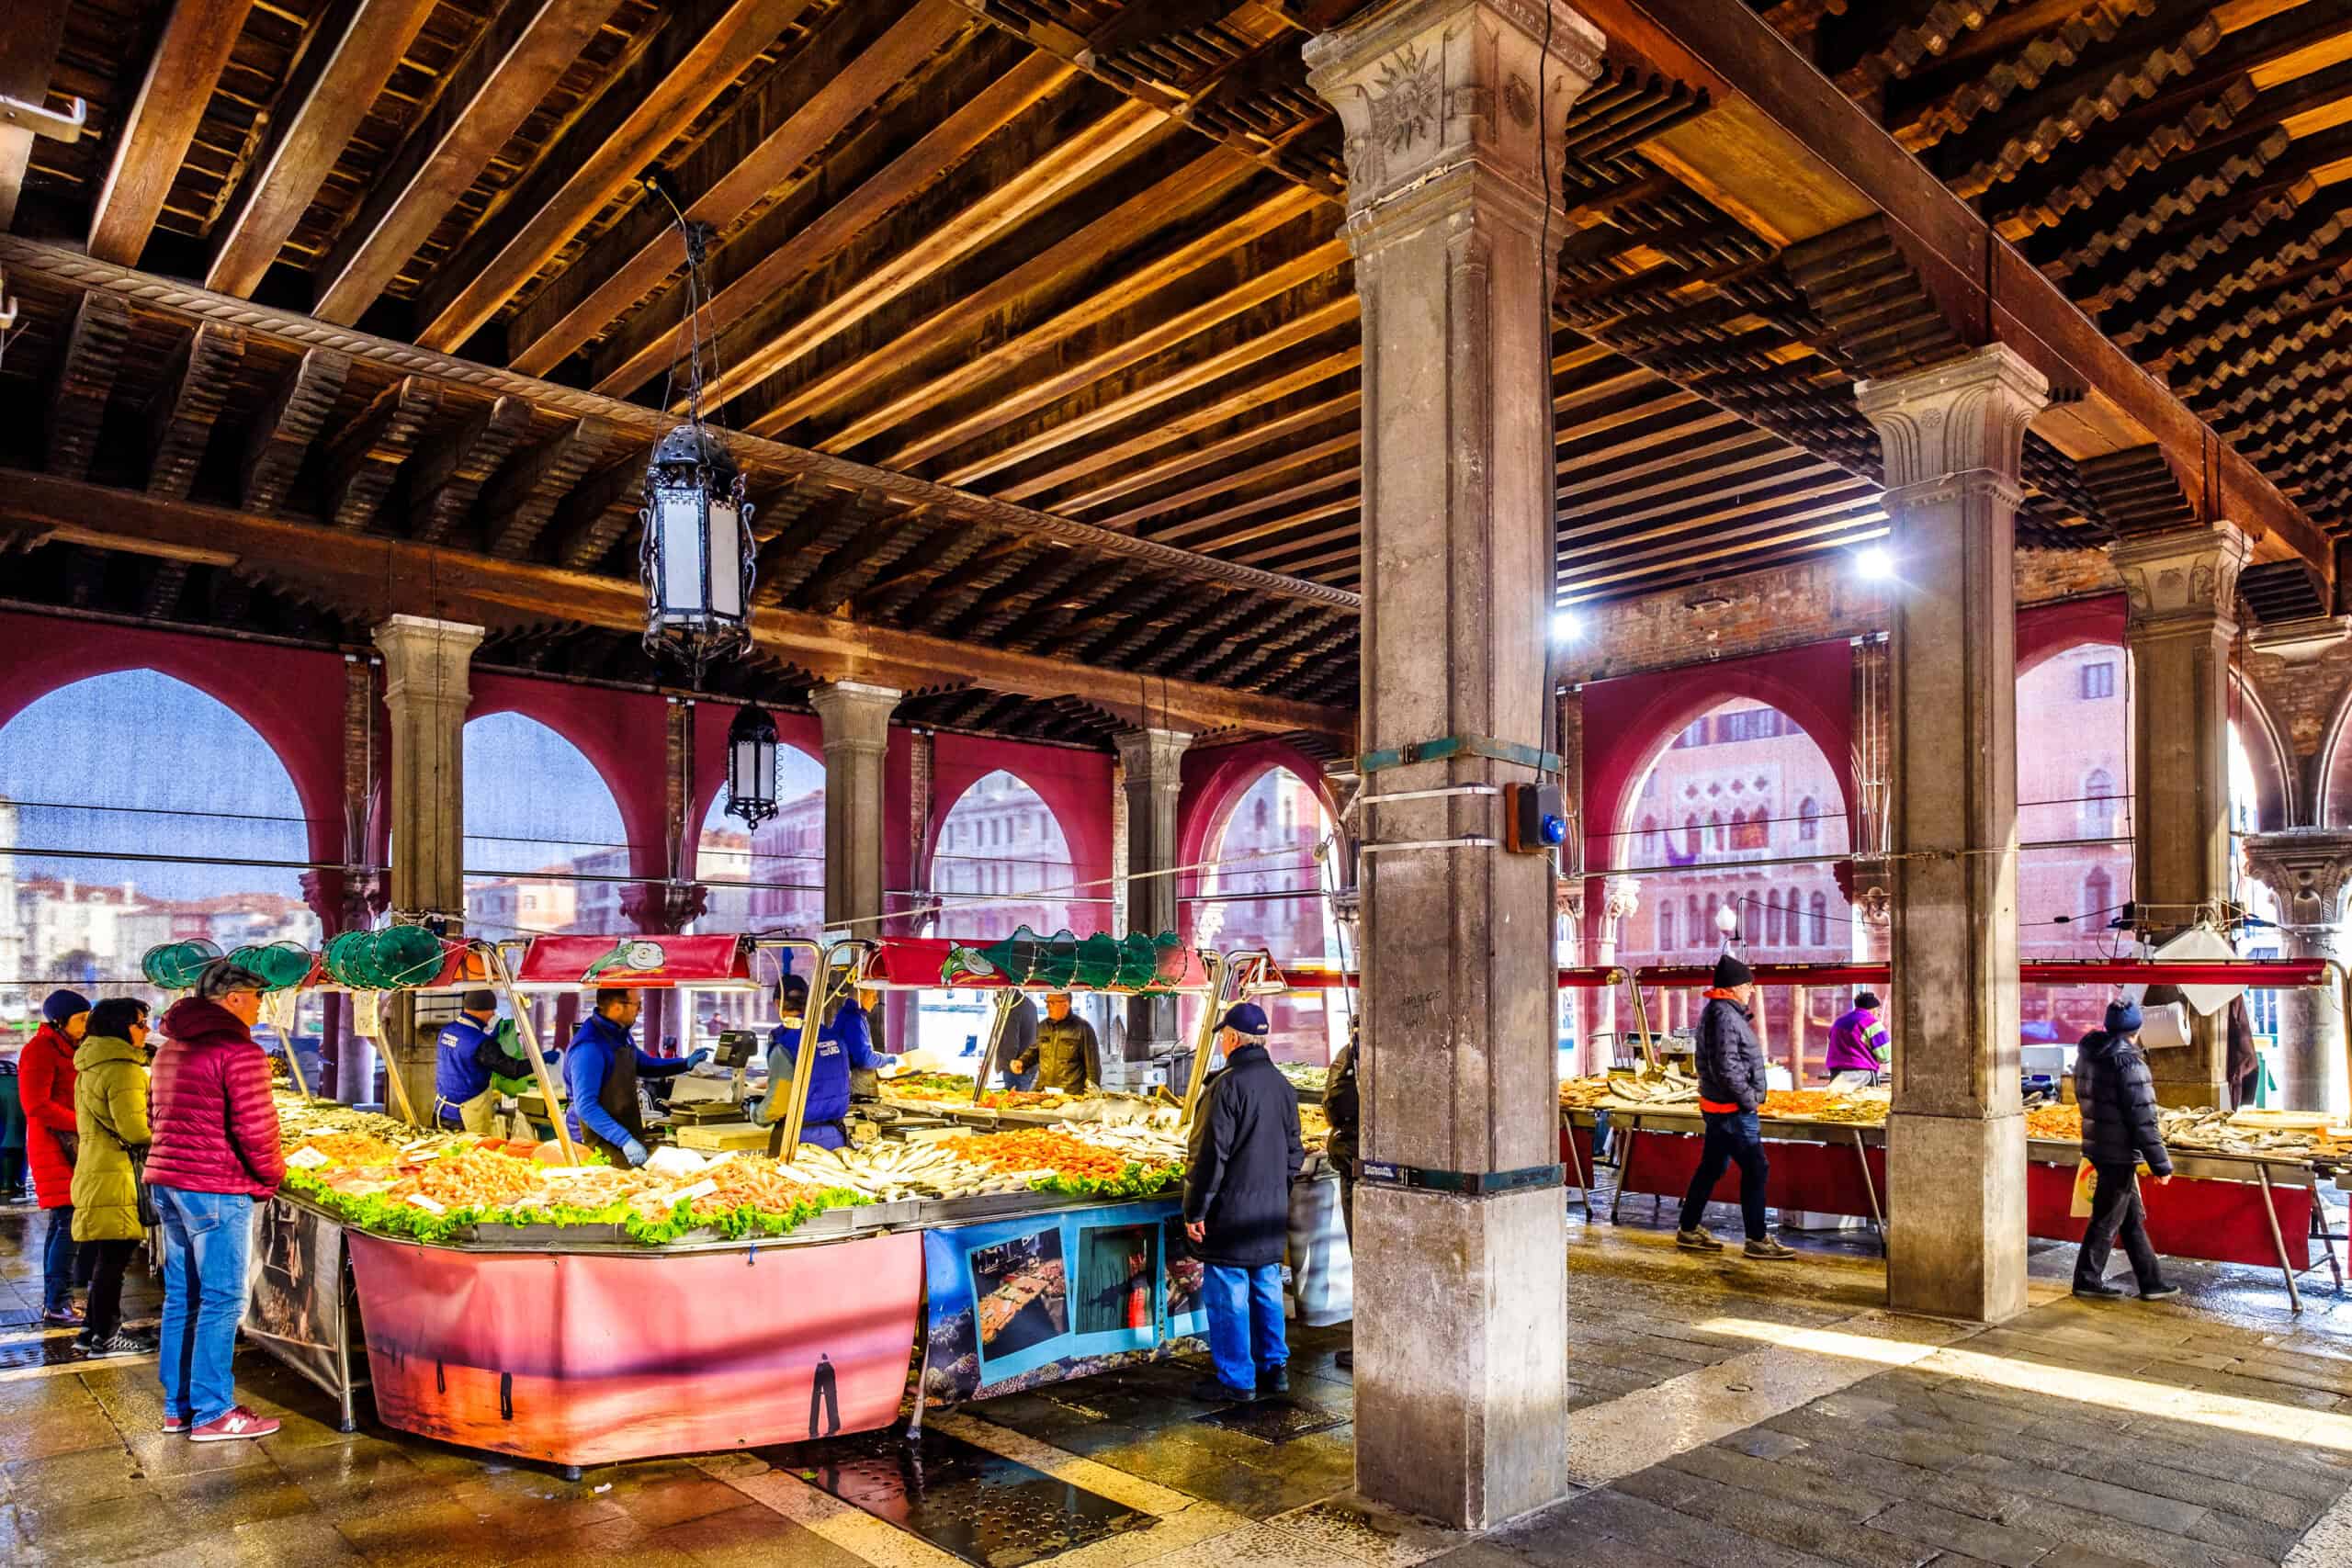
[709,497,743,620]
[659,491,707,617]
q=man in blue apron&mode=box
[432,991,505,1134]
[564,989,706,1167]
[759,976,896,1154]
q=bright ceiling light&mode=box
[1855,545,1894,581]
[1551,609,1580,641]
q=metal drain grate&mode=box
[1192,1398,1348,1443]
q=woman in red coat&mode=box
[21,988,95,1325]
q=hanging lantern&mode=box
[725,703,780,827]
[640,422,754,670]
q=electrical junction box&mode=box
[1502,782,1568,854]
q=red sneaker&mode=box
[187,1406,279,1443]
[161,1416,186,1435]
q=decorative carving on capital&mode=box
[1113,728,1193,787]
[1853,344,2050,501]
[371,615,484,704]
[2240,829,2352,931]
[2247,614,2352,662]
[2109,523,2251,634]
[1600,874,1640,927]
[620,882,708,937]
[1306,0,1604,215]
[808,681,900,751]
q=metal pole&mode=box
[755,938,822,1156]
[2253,1158,2302,1314]
[1181,953,1230,1126]
[970,990,1018,1106]
[1623,971,1657,1072]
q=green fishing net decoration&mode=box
[141,939,222,990]
[944,925,1188,991]
[321,927,446,989]
[229,942,315,992]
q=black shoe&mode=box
[1188,1376,1252,1404]
[1334,1349,1353,1371]
[2139,1283,2182,1302]
[1257,1366,1290,1395]
[82,1333,151,1359]
[2073,1281,2126,1299]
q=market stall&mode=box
[202,926,1347,1471]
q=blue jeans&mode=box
[1678,1110,1771,1242]
[43,1205,85,1313]
[155,1188,255,1427]
[1202,1262,1287,1392]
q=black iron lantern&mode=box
[641,422,754,670]
[637,174,756,673]
[725,703,780,828]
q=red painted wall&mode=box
[922,733,1113,936]
[1176,739,1344,942]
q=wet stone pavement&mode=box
[6,1196,2352,1566]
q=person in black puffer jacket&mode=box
[1182,1003,1304,1402]
[1676,954,1794,1260]
[2071,999,2178,1302]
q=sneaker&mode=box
[162,1416,187,1435]
[42,1306,84,1327]
[81,1333,152,1359]
[2073,1281,2126,1300]
[1186,1376,1253,1404]
[2139,1283,2183,1302]
[1676,1227,1724,1253]
[1257,1365,1290,1395]
[187,1406,279,1443]
[1743,1237,1798,1260]
[1334,1349,1353,1371]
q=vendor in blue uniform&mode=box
[563,987,707,1167]
[433,989,539,1134]
[759,975,898,1153]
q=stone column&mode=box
[810,682,899,938]
[1856,345,2049,1324]
[1307,0,1602,1527]
[1114,728,1190,1069]
[2110,522,2251,1105]
[2240,829,2352,1116]
[372,614,485,1124]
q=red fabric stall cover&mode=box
[345,1230,923,1464]
[2024,1159,2309,1270]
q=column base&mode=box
[1352,1182,1568,1529]
[1885,1109,2027,1324]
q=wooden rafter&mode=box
[86,0,258,264]
[43,291,133,482]
[240,348,351,514]
[485,416,614,558]
[144,322,249,502]
[325,377,442,531]
[409,395,536,544]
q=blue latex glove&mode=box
[687,1048,713,1069]
[618,1135,650,1168]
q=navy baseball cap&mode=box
[1217,1002,1270,1040]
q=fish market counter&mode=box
[1561,1104,1887,1243]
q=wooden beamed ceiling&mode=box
[3,0,2350,752]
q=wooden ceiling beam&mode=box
[143,322,248,502]
[875,236,1348,470]
[415,0,820,353]
[410,395,535,544]
[552,451,652,569]
[507,1,971,377]
[43,291,134,482]
[741,142,1261,439]
[708,96,1170,418]
[240,348,351,514]
[593,50,1071,399]
[1091,431,1358,532]
[86,0,258,264]
[1579,0,2331,580]
[1,469,1350,734]
[203,0,441,298]
[485,416,615,558]
[311,0,624,324]
[1150,465,1359,547]
[0,0,70,232]
[1056,389,1362,515]
[325,377,441,531]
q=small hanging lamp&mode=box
[639,173,755,672]
[725,703,780,828]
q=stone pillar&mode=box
[2240,829,2352,1116]
[1114,728,1190,1067]
[371,614,485,1124]
[2111,522,2252,1105]
[810,682,899,938]
[1856,345,2049,1324]
[1307,0,1603,1527]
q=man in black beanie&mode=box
[1676,953,1794,1260]
[2072,998,2180,1301]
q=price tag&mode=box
[406,1194,447,1214]
[353,990,382,1039]
[287,1147,331,1170]
[673,1179,718,1203]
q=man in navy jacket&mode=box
[1182,1002,1304,1402]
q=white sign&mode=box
[405,1194,447,1215]
[286,1146,331,1170]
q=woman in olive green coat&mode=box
[73,998,154,1356]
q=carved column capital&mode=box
[1112,727,1193,787]
[808,681,899,756]
[370,614,484,707]
[1600,874,1640,925]
[619,882,708,936]
[1854,344,2050,508]
[1306,0,1604,220]
[2241,828,2352,931]
[2109,522,2251,639]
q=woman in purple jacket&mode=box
[1825,991,1890,1089]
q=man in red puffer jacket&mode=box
[150,963,287,1443]
[22,989,95,1325]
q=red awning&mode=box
[511,935,753,989]
[859,936,1216,993]
[1279,959,2334,991]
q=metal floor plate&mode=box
[1191,1397,1348,1443]
[767,1426,1153,1567]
